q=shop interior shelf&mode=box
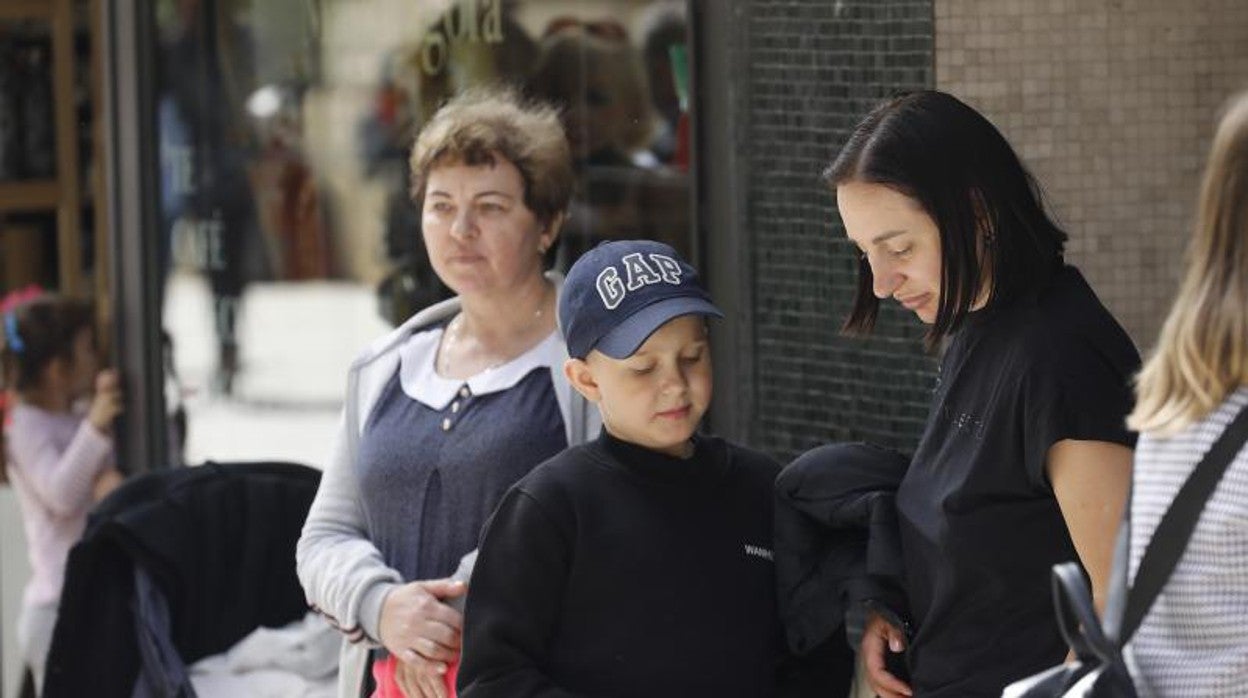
[0,180,62,211]
[0,2,54,21]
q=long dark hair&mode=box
[823,90,1067,348]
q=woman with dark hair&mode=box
[824,90,1139,697]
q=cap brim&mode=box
[594,297,724,359]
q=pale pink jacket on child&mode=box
[5,402,114,608]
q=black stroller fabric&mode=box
[42,461,321,698]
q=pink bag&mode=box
[371,654,459,698]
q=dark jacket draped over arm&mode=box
[775,442,910,656]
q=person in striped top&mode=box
[1125,91,1248,697]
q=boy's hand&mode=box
[861,610,912,697]
[87,370,123,433]
[379,579,467,670]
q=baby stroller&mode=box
[41,461,321,697]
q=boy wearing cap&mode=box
[458,240,800,697]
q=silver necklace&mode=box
[437,287,551,377]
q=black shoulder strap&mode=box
[1120,401,1248,643]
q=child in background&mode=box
[458,240,810,697]
[2,292,123,692]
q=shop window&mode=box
[152,0,694,467]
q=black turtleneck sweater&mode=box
[458,430,792,697]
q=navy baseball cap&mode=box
[559,240,723,360]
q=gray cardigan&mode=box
[295,276,598,697]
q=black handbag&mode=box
[1004,403,1248,697]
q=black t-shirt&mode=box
[896,266,1140,697]
[459,430,800,698]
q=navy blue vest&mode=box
[358,365,567,581]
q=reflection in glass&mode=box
[152,0,693,468]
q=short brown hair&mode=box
[409,88,573,226]
[530,25,655,154]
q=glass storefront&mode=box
[149,0,694,467]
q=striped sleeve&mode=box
[1126,388,1248,697]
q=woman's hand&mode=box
[861,610,912,698]
[87,369,123,434]
[379,578,468,670]
[394,657,448,698]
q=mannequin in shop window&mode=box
[528,17,692,263]
[638,2,690,169]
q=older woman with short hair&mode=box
[297,89,598,698]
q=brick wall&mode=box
[745,0,936,460]
[935,0,1248,349]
